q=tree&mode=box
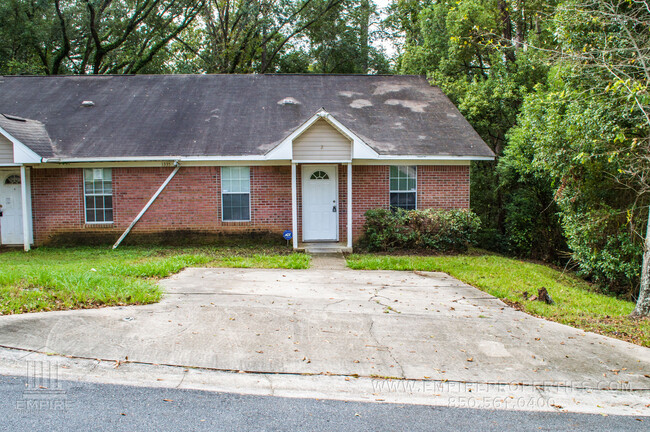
[552,0,650,315]
[387,0,560,259]
[0,0,205,75]
[305,0,389,73]
[181,0,350,73]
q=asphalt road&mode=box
[0,375,647,431]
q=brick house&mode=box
[0,74,493,251]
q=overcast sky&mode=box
[373,0,399,58]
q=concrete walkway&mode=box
[0,267,648,415]
[310,252,348,270]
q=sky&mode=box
[372,0,399,58]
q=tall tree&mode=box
[552,0,650,315]
[182,0,349,73]
[0,0,204,75]
[305,0,388,73]
[387,0,560,259]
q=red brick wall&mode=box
[29,164,470,245]
[31,166,293,245]
[350,165,470,240]
[351,165,390,238]
[417,165,470,210]
[31,168,85,244]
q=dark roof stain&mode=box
[0,74,494,159]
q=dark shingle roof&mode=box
[0,114,54,157]
[0,74,493,159]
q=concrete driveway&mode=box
[0,266,649,414]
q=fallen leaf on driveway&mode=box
[163,399,173,402]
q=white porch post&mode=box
[291,163,298,249]
[347,163,352,249]
[20,165,30,251]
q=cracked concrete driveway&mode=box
[0,267,648,391]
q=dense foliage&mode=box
[0,0,389,74]
[360,209,481,252]
[389,0,650,305]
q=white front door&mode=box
[302,165,338,241]
[0,172,24,245]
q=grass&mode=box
[0,245,309,315]
[347,251,650,347]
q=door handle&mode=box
[332,205,337,212]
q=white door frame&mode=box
[301,164,338,242]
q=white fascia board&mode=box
[376,155,494,161]
[293,159,352,164]
[353,157,489,166]
[41,153,493,165]
[43,155,268,163]
[0,126,42,164]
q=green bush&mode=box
[359,208,481,252]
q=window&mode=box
[5,174,20,185]
[389,165,417,210]
[221,166,250,221]
[84,168,113,223]
[310,170,329,180]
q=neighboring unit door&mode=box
[302,165,338,241]
[0,172,23,245]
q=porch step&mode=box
[299,242,352,254]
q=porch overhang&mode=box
[0,126,43,165]
[265,109,379,163]
[0,126,37,251]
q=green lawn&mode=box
[0,245,309,314]
[347,252,650,347]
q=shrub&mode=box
[359,208,481,252]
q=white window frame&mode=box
[389,165,417,210]
[83,168,114,224]
[221,166,251,222]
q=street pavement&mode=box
[1,374,647,432]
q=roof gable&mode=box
[0,114,53,163]
[266,109,379,161]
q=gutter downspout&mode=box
[112,161,181,249]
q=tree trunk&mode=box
[633,206,650,316]
[359,0,370,73]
